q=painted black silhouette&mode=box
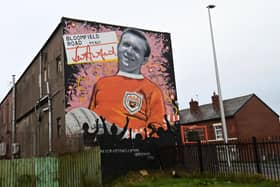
[100,116,129,146]
[133,133,144,146]
[82,118,99,146]
[147,123,157,137]
[156,114,177,146]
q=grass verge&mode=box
[106,169,280,187]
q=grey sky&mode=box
[1,0,279,115]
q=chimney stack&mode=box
[212,92,219,111]
[189,99,199,113]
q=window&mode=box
[195,128,206,140]
[56,56,62,73]
[56,117,61,137]
[181,125,208,143]
[44,68,48,82]
[213,123,224,140]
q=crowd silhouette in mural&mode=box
[82,114,180,148]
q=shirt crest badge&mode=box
[123,91,143,114]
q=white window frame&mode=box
[213,123,224,140]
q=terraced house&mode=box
[180,93,280,144]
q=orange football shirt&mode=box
[89,75,166,131]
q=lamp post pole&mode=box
[206,5,228,144]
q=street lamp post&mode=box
[206,5,228,144]
[207,5,231,167]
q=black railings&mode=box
[160,136,280,181]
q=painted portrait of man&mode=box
[88,29,166,134]
[63,19,178,139]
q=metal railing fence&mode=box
[160,136,280,181]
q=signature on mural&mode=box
[71,45,117,63]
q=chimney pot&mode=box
[189,98,199,113]
[212,92,219,111]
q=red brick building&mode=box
[180,93,280,144]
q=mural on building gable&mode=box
[63,18,179,156]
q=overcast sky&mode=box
[1,0,279,115]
